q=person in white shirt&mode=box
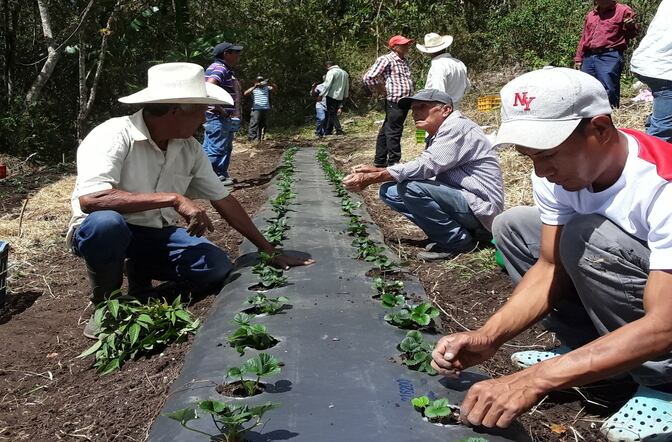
[416,33,470,107]
[630,0,672,142]
[68,63,312,338]
[320,61,350,135]
[431,67,672,442]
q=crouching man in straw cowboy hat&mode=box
[66,62,314,338]
[417,32,471,108]
[431,67,672,441]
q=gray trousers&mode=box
[492,206,672,386]
[248,109,268,140]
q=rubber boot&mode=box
[124,258,153,301]
[83,260,124,339]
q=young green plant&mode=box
[245,293,289,315]
[224,353,282,396]
[411,396,460,425]
[227,313,278,355]
[384,302,440,329]
[398,331,436,375]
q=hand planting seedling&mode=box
[411,396,460,425]
[398,331,436,375]
[245,293,289,315]
[384,302,440,329]
[77,293,200,375]
[165,400,278,442]
[220,353,282,397]
[227,313,278,355]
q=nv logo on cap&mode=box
[513,92,536,111]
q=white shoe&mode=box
[510,346,571,369]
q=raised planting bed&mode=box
[148,147,527,442]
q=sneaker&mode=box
[219,176,234,186]
[416,243,474,261]
[83,314,100,339]
[600,385,672,441]
[510,346,571,368]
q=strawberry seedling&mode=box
[77,293,200,375]
[245,293,289,315]
[384,302,440,329]
[252,253,288,289]
[222,353,282,397]
[165,400,278,442]
[373,277,405,297]
[381,292,405,308]
[411,396,460,425]
[227,313,278,355]
[398,331,436,375]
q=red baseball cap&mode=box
[388,35,413,48]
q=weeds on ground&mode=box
[165,400,278,442]
[441,248,498,281]
[227,313,278,355]
[77,292,200,375]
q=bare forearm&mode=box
[480,261,565,346]
[79,189,179,214]
[211,195,275,253]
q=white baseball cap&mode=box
[494,67,612,150]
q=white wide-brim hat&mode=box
[119,62,233,105]
[416,33,454,54]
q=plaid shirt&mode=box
[363,52,413,103]
[387,111,504,230]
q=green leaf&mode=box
[99,358,121,375]
[77,340,102,358]
[128,323,141,345]
[198,399,228,414]
[137,313,154,324]
[164,407,197,425]
[411,396,430,408]
[107,299,120,319]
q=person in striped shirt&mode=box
[244,76,276,141]
[363,35,415,168]
[342,89,504,261]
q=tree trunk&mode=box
[76,0,122,142]
[25,0,62,105]
[3,0,17,103]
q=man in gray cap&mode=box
[342,89,504,260]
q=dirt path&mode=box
[0,141,286,441]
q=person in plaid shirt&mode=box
[363,35,414,167]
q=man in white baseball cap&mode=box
[67,62,313,339]
[417,32,470,107]
[431,67,672,441]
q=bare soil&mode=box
[0,141,285,442]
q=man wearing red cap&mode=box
[363,35,414,167]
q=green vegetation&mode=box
[398,331,437,375]
[252,253,288,289]
[384,302,440,329]
[225,353,282,396]
[165,400,278,442]
[411,396,460,425]
[245,293,289,315]
[77,293,200,375]
[227,313,278,355]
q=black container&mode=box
[0,240,9,301]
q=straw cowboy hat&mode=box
[416,33,454,54]
[118,62,233,105]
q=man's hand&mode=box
[459,373,545,428]
[431,331,499,377]
[269,252,315,270]
[342,172,370,192]
[337,107,343,116]
[351,164,383,174]
[574,61,582,70]
[174,195,214,236]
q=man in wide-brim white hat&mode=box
[66,62,313,338]
[417,33,471,107]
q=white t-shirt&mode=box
[630,0,672,82]
[424,53,471,107]
[533,130,672,269]
[66,110,229,247]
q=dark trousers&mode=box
[374,100,409,167]
[325,96,343,135]
[248,109,269,141]
[581,50,624,108]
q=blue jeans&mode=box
[379,180,485,251]
[203,113,235,178]
[635,74,672,143]
[315,106,327,136]
[72,211,233,285]
[581,50,624,108]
